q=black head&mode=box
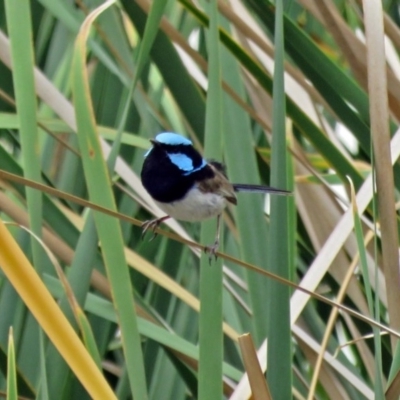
[141,133,214,203]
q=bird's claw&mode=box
[204,240,219,265]
[141,215,170,241]
[141,219,162,241]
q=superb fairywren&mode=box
[140,132,290,260]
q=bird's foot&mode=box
[141,216,169,241]
[204,239,219,265]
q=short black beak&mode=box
[150,139,159,146]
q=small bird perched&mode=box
[140,132,290,261]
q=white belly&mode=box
[155,187,227,222]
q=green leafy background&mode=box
[0,0,399,399]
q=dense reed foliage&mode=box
[0,1,400,399]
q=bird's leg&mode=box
[204,214,221,264]
[141,215,170,241]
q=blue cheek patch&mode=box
[168,153,206,174]
[184,159,206,175]
[168,153,193,171]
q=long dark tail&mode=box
[232,184,291,195]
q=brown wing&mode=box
[197,163,237,205]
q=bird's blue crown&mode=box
[155,132,192,146]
